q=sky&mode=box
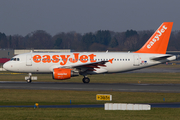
[0,0,180,36]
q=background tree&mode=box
[109,37,118,48]
[54,38,62,49]
[95,30,111,46]
[123,30,139,51]
[0,32,8,48]
[81,32,96,51]
[10,35,25,49]
[0,29,180,52]
[26,30,52,49]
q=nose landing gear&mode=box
[27,78,32,83]
[25,73,32,83]
[25,73,37,83]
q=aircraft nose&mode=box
[3,62,10,71]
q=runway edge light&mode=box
[96,94,112,101]
[34,103,39,109]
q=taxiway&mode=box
[0,81,180,93]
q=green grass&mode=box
[0,108,180,120]
[0,89,180,106]
[0,89,180,119]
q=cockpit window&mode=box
[10,58,20,61]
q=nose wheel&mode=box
[27,78,32,83]
[26,73,32,83]
[82,77,90,83]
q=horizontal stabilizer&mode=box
[150,55,175,61]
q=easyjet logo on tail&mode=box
[147,25,167,49]
[134,22,173,54]
[33,53,96,66]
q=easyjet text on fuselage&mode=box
[33,53,96,66]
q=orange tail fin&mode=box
[134,22,173,54]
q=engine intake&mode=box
[52,68,79,80]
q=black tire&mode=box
[27,79,32,83]
[82,77,90,83]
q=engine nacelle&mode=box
[52,68,79,80]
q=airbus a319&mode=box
[3,22,176,83]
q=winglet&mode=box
[134,22,173,54]
[109,58,114,64]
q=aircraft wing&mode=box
[59,58,114,73]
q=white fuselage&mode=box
[3,52,176,74]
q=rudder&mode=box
[134,22,173,54]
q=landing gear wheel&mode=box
[82,77,90,83]
[26,73,32,83]
[27,79,32,83]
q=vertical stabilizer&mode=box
[134,22,173,54]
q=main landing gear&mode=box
[82,76,90,83]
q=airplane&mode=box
[3,22,176,83]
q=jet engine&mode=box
[52,68,79,80]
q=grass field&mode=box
[1,89,180,106]
[0,64,180,119]
[1,108,180,120]
[0,89,180,119]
